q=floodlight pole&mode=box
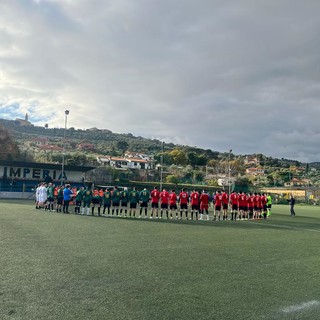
[228,149,232,195]
[61,110,69,186]
[160,141,164,190]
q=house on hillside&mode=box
[126,157,153,170]
[96,155,153,170]
[244,155,260,166]
[125,152,154,162]
[284,178,312,187]
[246,167,265,175]
[39,145,64,152]
[33,137,49,146]
[77,142,95,151]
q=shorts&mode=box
[130,203,137,209]
[191,204,199,210]
[239,206,245,211]
[140,202,148,208]
[263,205,267,211]
[121,202,128,207]
[75,200,82,207]
[267,204,272,209]
[151,202,159,208]
[83,201,91,208]
[232,204,238,211]
[249,207,254,213]
[104,203,111,208]
[180,203,188,210]
[223,204,228,210]
[161,203,168,209]
[57,198,63,205]
[200,204,208,210]
[170,204,177,210]
[47,197,54,202]
[92,198,99,204]
[113,202,120,207]
[215,205,221,212]
[243,206,248,212]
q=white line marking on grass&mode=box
[249,221,320,233]
[281,300,320,313]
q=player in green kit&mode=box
[139,188,150,218]
[56,185,64,212]
[129,187,139,217]
[112,186,122,216]
[102,188,112,216]
[120,187,129,217]
[46,183,55,211]
[82,187,92,215]
[92,189,103,216]
[75,187,84,214]
[266,193,272,217]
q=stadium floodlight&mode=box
[228,149,232,195]
[61,110,70,186]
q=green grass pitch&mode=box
[1,200,320,320]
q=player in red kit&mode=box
[243,192,248,220]
[160,188,170,219]
[190,189,200,220]
[248,193,254,219]
[238,191,247,220]
[214,190,223,221]
[221,191,229,220]
[150,186,160,219]
[256,193,262,219]
[200,190,210,220]
[179,188,189,220]
[169,189,178,219]
[229,191,238,221]
[261,193,267,219]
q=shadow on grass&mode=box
[4,199,320,233]
[41,209,320,232]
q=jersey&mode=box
[121,190,129,203]
[200,193,209,205]
[112,189,122,203]
[221,192,229,205]
[103,191,112,205]
[160,191,170,204]
[230,192,238,205]
[129,190,140,204]
[190,192,200,206]
[215,193,223,207]
[179,191,189,204]
[83,189,92,203]
[169,192,177,205]
[140,189,150,203]
[150,189,160,204]
[47,186,54,198]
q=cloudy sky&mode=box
[1,0,320,162]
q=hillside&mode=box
[1,118,319,188]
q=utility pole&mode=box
[160,141,164,190]
[61,110,69,185]
[228,149,232,195]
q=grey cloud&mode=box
[1,0,320,161]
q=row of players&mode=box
[36,183,273,221]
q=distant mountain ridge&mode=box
[1,117,319,169]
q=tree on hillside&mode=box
[0,126,19,160]
[116,141,129,156]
